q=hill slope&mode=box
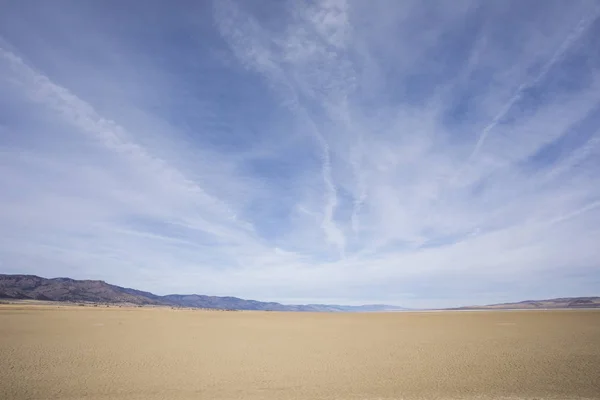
[0,274,163,305]
[453,297,600,310]
[0,274,405,312]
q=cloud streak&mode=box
[466,6,600,164]
[0,0,599,308]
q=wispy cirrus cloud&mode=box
[1,0,599,307]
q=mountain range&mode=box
[0,274,405,312]
[451,297,600,310]
[1,274,598,311]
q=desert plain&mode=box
[1,305,599,400]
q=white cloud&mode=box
[0,1,599,307]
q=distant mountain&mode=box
[0,274,405,312]
[451,297,600,310]
[3,274,596,311]
[0,274,164,305]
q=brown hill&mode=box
[453,297,600,310]
[0,274,162,305]
[0,274,404,312]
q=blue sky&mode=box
[1,0,599,308]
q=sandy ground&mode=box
[1,305,599,400]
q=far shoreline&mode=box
[2,299,599,314]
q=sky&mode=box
[1,0,599,308]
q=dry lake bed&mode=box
[1,305,599,400]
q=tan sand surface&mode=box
[1,305,599,400]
